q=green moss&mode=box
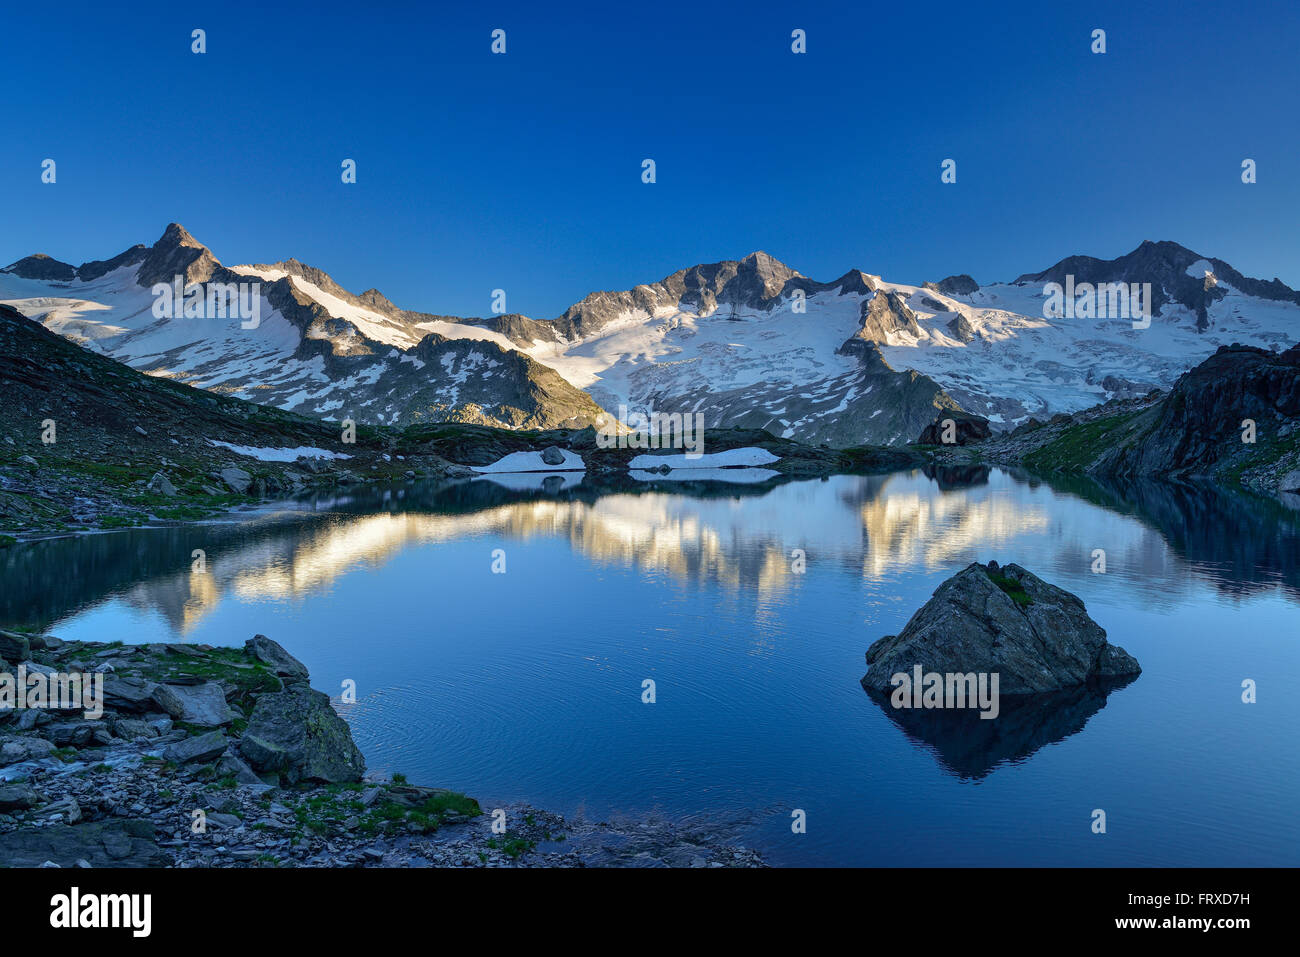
[99,514,145,529]
[486,833,536,859]
[356,789,481,836]
[986,570,1033,607]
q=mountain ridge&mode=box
[4,225,1296,446]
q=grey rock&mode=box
[240,685,364,785]
[98,670,183,717]
[146,715,174,735]
[111,718,159,741]
[540,445,566,466]
[0,735,57,765]
[0,819,167,867]
[162,730,228,764]
[43,797,82,824]
[0,782,40,810]
[862,561,1140,695]
[163,681,233,726]
[146,471,177,496]
[219,467,252,494]
[45,721,115,748]
[245,634,309,683]
[0,630,31,662]
[215,752,271,789]
[102,676,166,713]
[917,413,992,446]
[15,709,46,731]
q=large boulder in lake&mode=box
[862,561,1140,695]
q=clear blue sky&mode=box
[4,0,1297,318]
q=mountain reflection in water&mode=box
[3,469,1298,866]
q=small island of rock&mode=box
[862,561,1141,696]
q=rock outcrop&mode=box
[862,561,1140,695]
[1094,343,1300,482]
[0,634,364,788]
[916,412,992,446]
[240,683,364,785]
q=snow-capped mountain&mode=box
[2,225,1296,445]
[0,225,603,432]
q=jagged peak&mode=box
[135,222,220,287]
[156,222,207,250]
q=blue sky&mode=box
[3,0,1298,318]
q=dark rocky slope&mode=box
[926,343,1300,500]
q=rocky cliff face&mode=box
[950,343,1300,500]
[1095,343,1300,480]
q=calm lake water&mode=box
[4,467,1298,866]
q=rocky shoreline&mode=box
[0,632,764,868]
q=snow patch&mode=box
[208,441,351,462]
[470,450,586,473]
[628,447,780,469]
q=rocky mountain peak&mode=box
[1,253,78,281]
[135,222,221,288]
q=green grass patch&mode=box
[486,833,536,859]
[99,514,145,529]
[986,570,1033,607]
[1022,411,1142,473]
